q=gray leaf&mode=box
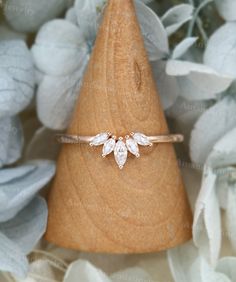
[0,116,23,168]
[193,167,221,266]
[0,40,35,118]
[204,22,236,77]
[0,232,28,278]
[190,96,236,165]
[135,0,169,61]
[161,4,193,36]
[172,37,198,60]
[151,60,179,109]
[0,196,48,255]
[4,0,68,33]
[0,160,55,222]
[215,0,236,21]
[166,60,233,101]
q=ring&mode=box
[56,132,184,169]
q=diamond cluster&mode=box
[90,132,152,169]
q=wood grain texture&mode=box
[45,0,193,253]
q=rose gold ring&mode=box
[56,132,183,169]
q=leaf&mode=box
[111,267,153,282]
[36,60,88,130]
[217,257,236,280]
[215,0,236,21]
[151,60,178,109]
[166,60,233,101]
[168,242,231,282]
[31,19,89,76]
[193,167,221,266]
[0,40,35,117]
[4,0,68,33]
[190,96,236,165]
[225,181,236,252]
[172,37,198,59]
[135,0,169,60]
[167,97,211,145]
[0,160,55,222]
[161,4,193,36]
[207,127,236,168]
[0,197,47,255]
[0,232,28,279]
[0,116,23,168]
[204,22,236,77]
[168,241,202,282]
[64,260,111,282]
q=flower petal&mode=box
[0,116,23,168]
[0,232,28,279]
[32,19,88,76]
[0,160,55,222]
[0,196,48,254]
[0,40,35,117]
[74,0,106,45]
[36,63,87,130]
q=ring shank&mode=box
[56,134,184,144]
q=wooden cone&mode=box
[45,0,192,253]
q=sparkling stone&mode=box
[114,140,128,169]
[90,132,109,146]
[132,132,152,146]
[102,138,116,157]
[126,138,140,157]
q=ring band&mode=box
[56,132,183,169]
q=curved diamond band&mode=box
[56,132,184,169]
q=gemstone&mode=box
[126,138,140,157]
[90,132,109,146]
[102,138,116,157]
[132,132,152,146]
[114,140,128,169]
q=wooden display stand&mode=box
[45,0,192,253]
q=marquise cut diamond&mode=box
[132,133,152,146]
[126,138,140,157]
[102,138,116,157]
[90,132,109,146]
[89,132,153,169]
[114,140,128,169]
